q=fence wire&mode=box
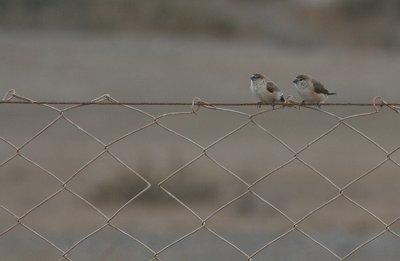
[1,90,400,260]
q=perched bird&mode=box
[250,73,285,108]
[293,74,336,105]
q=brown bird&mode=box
[250,73,285,108]
[293,74,336,104]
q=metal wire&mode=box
[1,101,400,107]
[1,90,400,260]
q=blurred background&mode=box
[1,0,400,260]
[0,0,399,101]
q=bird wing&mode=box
[312,80,329,95]
[266,81,280,93]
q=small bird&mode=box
[293,74,336,105]
[250,73,285,108]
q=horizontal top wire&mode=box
[1,90,399,108]
[1,101,400,106]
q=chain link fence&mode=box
[1,90,400,260]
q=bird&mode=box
[293,74,336,105]
[250,73,285,108]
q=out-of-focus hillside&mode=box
[0,0,399,50]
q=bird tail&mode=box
[328,92,336,95]
[280,96,285,102]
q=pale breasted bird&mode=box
[250,73,285,108]
[293,74,336,105]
